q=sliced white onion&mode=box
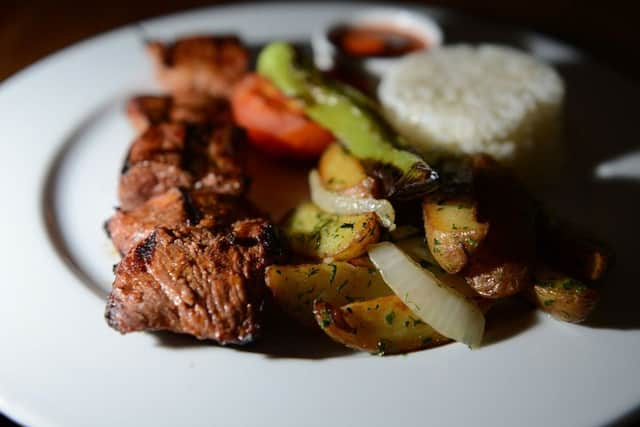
[309,169,396,230]
[368,242,485,348]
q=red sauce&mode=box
[330,24,428,58]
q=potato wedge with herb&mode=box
[537,217,612,282]
[459,155,536,298]
[282,202,380,260]
[265,262,392,327]
[318,143,368,192]
[422,193,489,274]
[422,155,536,299]
[527,266,599,323]
[314,296,450,355]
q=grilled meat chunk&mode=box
[126,93,231,133]
[105,219,282,344]
[118,122,248,210]
[107,188,260,255]
[119,162,193,211]
[147,35,249,97]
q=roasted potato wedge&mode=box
[314,296,451,355]
[460,155,537,299]
[265,262,392,327]
[318,143,367,192]
[282,202,380,260]
[423,155,536,298]
[537,217,612,282]
[422,193,489,274]
[527,266,599,323]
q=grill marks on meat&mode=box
[106,188,260,255]
[126,93,231,133]
[147,36,248,97]
[125,123,185,168]
[184,124,249,195]
[118,122,248,210]
[106,220,280,343]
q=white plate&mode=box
[1,3,640,427]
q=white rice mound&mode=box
[378,44,565,180]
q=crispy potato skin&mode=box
[314,296,450,355]
[282,202,380,260]
[527,266,599,323]
[464,256,531,299]
[265,262,391,327]
[318,143,368,192]
[423,193,489,274]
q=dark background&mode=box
[1,0,639,83]
[0,0,638,426]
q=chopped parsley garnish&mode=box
[409,316,424,326]
[296,288,315,300]
[336,280,349,293]
[320,311,332,328]
[385,311,396,325]
[404,292,421,311]
[376,339,390,355]
[328,263,337,284]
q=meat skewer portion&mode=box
[106,220,282,344]
[126,93,231,133]
[105,33,280,345]
[118,122,249,210]
[106,187,261,255]
[147,35,249,97]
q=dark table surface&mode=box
[0,1,638,426]
[1,0,639,84]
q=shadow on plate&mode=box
[542,61,640,331]
[153,297,543,358]
[482,298,539,347]
[445,18,640,332]
[152,306,353,360]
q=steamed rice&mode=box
[378,44,565,180]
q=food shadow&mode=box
[546,62,640,331]
[153,304,354,360]
[481,298,539,347]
